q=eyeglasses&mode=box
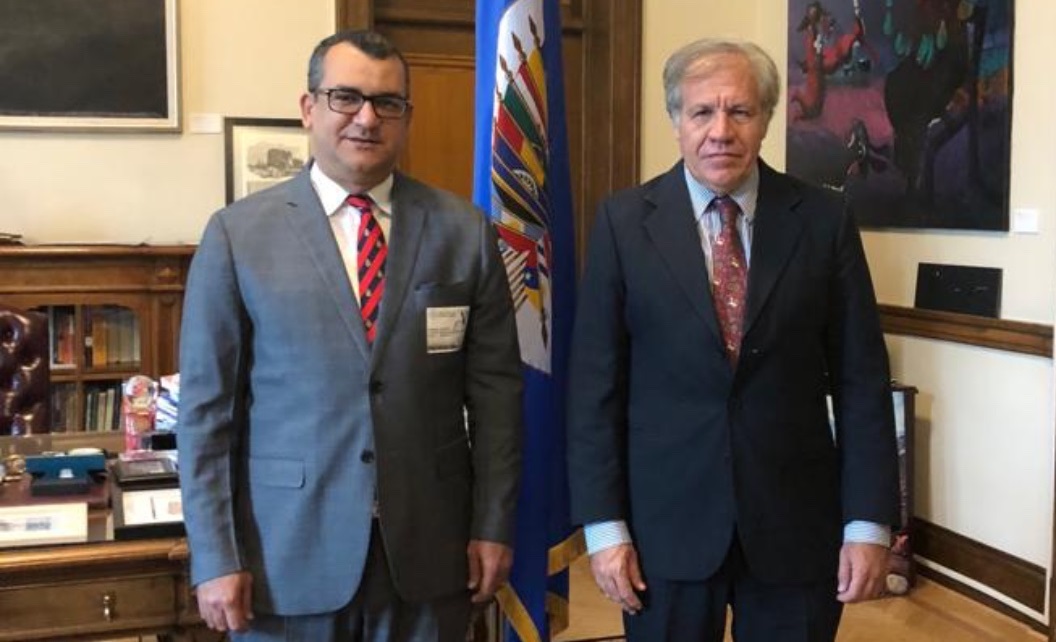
[314,87,412,119]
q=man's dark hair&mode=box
[307,30,410,96]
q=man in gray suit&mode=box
[177,30,523,642]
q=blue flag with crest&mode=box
[473,0,580,639]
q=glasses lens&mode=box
[372,97,407,118]
[327,89,363,114]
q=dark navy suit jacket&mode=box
[568,161,898,583]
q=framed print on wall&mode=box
[0,0,181,132]
[224,117,310,204]
[784,0,1013,231]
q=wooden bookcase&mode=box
[0,245,194,436]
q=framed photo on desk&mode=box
[113,485,184,540]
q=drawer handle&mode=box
[102,592,116,621]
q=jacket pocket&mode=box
[415,281,471,307]
[248,457,305,488]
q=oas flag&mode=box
[472,0,581,640]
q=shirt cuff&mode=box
[583,520,632,555]
[844,520,891,547]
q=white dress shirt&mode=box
[310,162,395,300]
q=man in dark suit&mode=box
[178,30,522,642]
[567,38,899,641]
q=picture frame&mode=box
[224,117,310,204]
[784,0,1013,231]
[113,485,185,541]
[0,0,181,132]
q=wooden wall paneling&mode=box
[402,55,476,197]
[563,34,584,231]
[336,1,373,30]
[577,0,641,269]
[374,0,473,24]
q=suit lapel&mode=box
[642,164,722,343]
[283,168,371,362]
[370,172,426,367]
[743,163,805,337]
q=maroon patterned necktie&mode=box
[348,194,386,344]
[710,196,747,364]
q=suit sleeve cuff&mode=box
[584,520,632,555]
[844,520,891,547]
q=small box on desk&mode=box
[25,453,107,497]
[112,456,178,489]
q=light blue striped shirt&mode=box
[583,166,890,555]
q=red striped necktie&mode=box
[710,195,747,364]
[347,194,386,344]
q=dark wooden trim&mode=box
[913,517,1046,615]
[577,0,641,268]
[372,6,585,31]
[0,245,195,259]
[336,1,373,29]
[917,567,1048,635]
[879,304,1054,358]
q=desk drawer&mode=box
[1,573,176,641]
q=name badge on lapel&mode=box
[426,306,470,354]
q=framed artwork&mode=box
[0,0,180,132]
[224,117,310,204]
[784,0,1013,231]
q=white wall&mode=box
[644,0,1056,620]
[0,0,334,245]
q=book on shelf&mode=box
[46,306,76,370]
[91,307,109,368]
[81,306,139,368]
[49,383,77,432]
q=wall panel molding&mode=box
[879,304,1054,358]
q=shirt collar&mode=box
[684,163,759,224]
[310,161,395,218]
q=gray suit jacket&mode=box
[177,167,522,615]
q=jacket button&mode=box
[360,450,375,464]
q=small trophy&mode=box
[122,375,158,452]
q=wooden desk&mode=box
[0,431,214,640]
[0,537,217,642]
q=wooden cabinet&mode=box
[0,539,217,642]
[0,245,194,435]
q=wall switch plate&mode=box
[188,113,223,134]
[1011,208,1039,234]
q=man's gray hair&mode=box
[663,38,780,122]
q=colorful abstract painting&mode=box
[785,0,1013,230]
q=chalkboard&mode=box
[0,0,179,131]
